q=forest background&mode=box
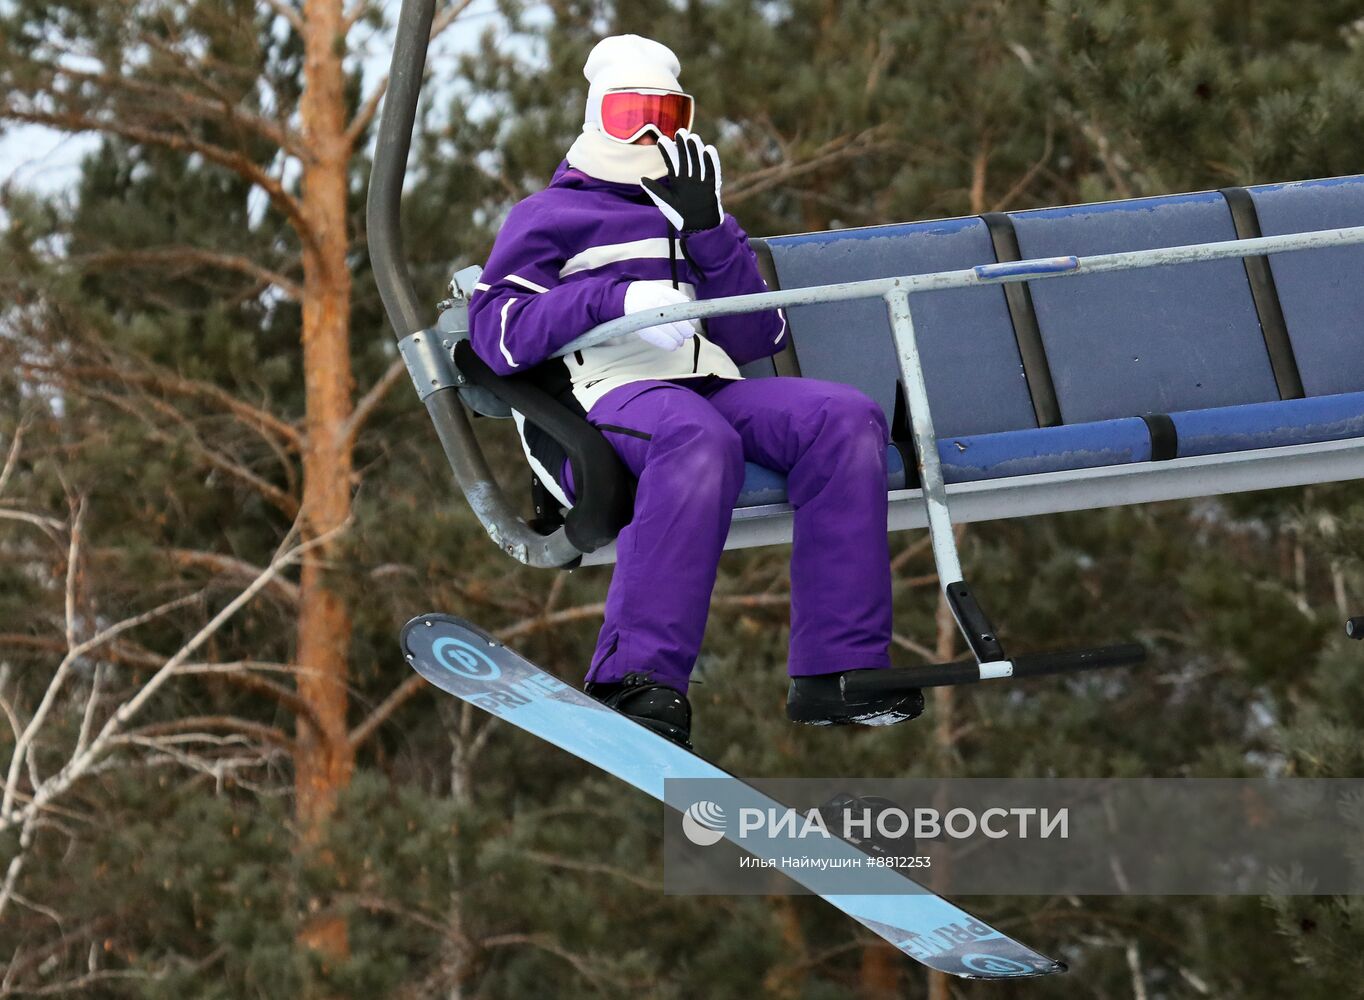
[3,0,1364,996]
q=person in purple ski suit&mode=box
[469,34,923,746]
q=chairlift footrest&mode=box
[841,642,1147,694]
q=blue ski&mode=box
[401,613,1065,980]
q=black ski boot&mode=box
[786,670,924,727]
[586,672,693,749]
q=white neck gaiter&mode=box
[566,127,669,185]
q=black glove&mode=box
[640,128,724,233]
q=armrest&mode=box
[452,340,633,553]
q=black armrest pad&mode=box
[452,341,633,552]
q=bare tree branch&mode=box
[990,119,1055,213]
[348,672,427,750]
[0,689,24,750]
[133,547,300,605]
[0,525,339,930]
[121,715,293,750]
[892,631,937,663]
[0,106,315,250]
[21,357,302,452]
[72,247,303,301]
[0,630,318,734]
[343,357,407,446]
[261,0,306,35]
[519,850,658,892]
[349,893,472,941]
[479,933,619,992]
[726,127,898,205]
[1,586,204,826]
[74,664,107,759]
[28,61,303,156]
[75,385,300,518]
[62,499,84,653]
[78,526,328,754]
[430,0,480,44]
[0,916,119,988]
[0,420,25,499]
[0,507,65,536]
[0,966,155,995]
[345,0,478,144]
[346,77,392,149]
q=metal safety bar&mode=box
[556,226,1364,355]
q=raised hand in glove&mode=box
[640,128,723,233]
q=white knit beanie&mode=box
[566,34,683,184]
[582,35,683,129]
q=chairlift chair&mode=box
[368,0,1364,690]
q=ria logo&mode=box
[431,636,501,681]
[682,801,726,846]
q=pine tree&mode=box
[3,0,1363,995]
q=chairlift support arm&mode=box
[368,0,582,567]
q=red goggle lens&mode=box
[600,90,694,142]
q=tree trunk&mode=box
[294,0,356,961]
[857,942,900,998]
[764,896,808,998]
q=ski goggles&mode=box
[599,88,695,143]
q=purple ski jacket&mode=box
[468,161,787,414]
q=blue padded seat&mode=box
[766,218,1037,438]
[737,446,907,508]
[736,463,788,507]
[1010,192,1280,422]
[731,176,1364,512]
[736,391,1364,506]
[1171,390,1364,458]
[937,417,1152,484]
[735,419,1153,506]
[1246,176,1364,397]
[735,390,1364,506]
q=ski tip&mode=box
[400,612,513,696]
[860,914,1066,980]
[943,954,1066,980]
[399,612,501,652]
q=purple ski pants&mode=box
[563,376,893,691]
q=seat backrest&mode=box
[766,217,1038,438]
[1008,192,1279,423]
[1247,176,1364,398]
